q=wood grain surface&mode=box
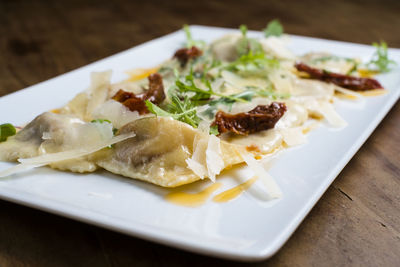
[0,0,399,266]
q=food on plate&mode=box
[0,21,396,194]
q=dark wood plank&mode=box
[0,0,399,266]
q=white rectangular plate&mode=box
[0,26,399,261]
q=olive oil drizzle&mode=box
[213,176,258,203]
[165,183,222,207]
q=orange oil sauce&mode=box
[165,182,222,207]
[213,176,258,203]
[126,67,158,82]
[50,108,61,114]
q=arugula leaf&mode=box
[175,69,248,103]
[145,96,201,128]
[209,90,254,105]
[183,25,206,49]
[263,19,283,38]
[209,125,219,136]
[91,119,111,124]
[240,24,248,36]
[367,41,396,73]
[207,90,255,114]
[145,100,176,118]
[225,50,279,77]
[201,58,222,80]
[154,69,253,128]
[0,123,16,142]
[175,69,213,101]
[207,86,288,113]
[236,24,263,57]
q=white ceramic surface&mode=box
[0,26,399,261]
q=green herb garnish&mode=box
[175,69,248,103]
[240,24,248,36]
[225,51,279,77]
[146,68,254,128]
[236,24,263,57]
[263,19,284,38]
[145,95,201,128]
[201,58,222,79]
[367,41,396,73]
[0,123,16,142]
[209,125,219,136]
[209,90,254,108]
[91,119,111,124]
[183,25,206,49]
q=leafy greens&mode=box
[0,123,16,142]
[367,41,396,73]
[263,19,283,38]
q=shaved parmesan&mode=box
[85,71,112,121]
[206,135,225,182]
[292,78,335,99]
[269,69,294,94]
[92,100,141,129]
[334,86,362,100]
[301,52,358,74]
[280,127,307,146]
[260,36,295,60]
[318,101,347,127]
[186,133,225,183]
[276,102,308,128]
[241,153,282,199]
[186,134,208,179]
[222,71,269,89]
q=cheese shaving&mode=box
[186,133,225,183]
[241,153,282,199]
[92,100,141,129]
[85,71,112,121]
[280,127,307,147]
[334,86,362,100]
[206,135,225,182]
[186,133,208,179]
[318,101,347,127]
[259,36,295,60]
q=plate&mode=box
[0,26,399,261]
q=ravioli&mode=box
[0,112,113,173]
[94,117,243,187]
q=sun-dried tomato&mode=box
[295,62,383,91]
[112,89,136,103]
[112,73,165,114]
[145,73,166,104]
[119,96,149,115]
[173,46,202,66]
[211,102,287,135]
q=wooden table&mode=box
[1,0,399,266]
